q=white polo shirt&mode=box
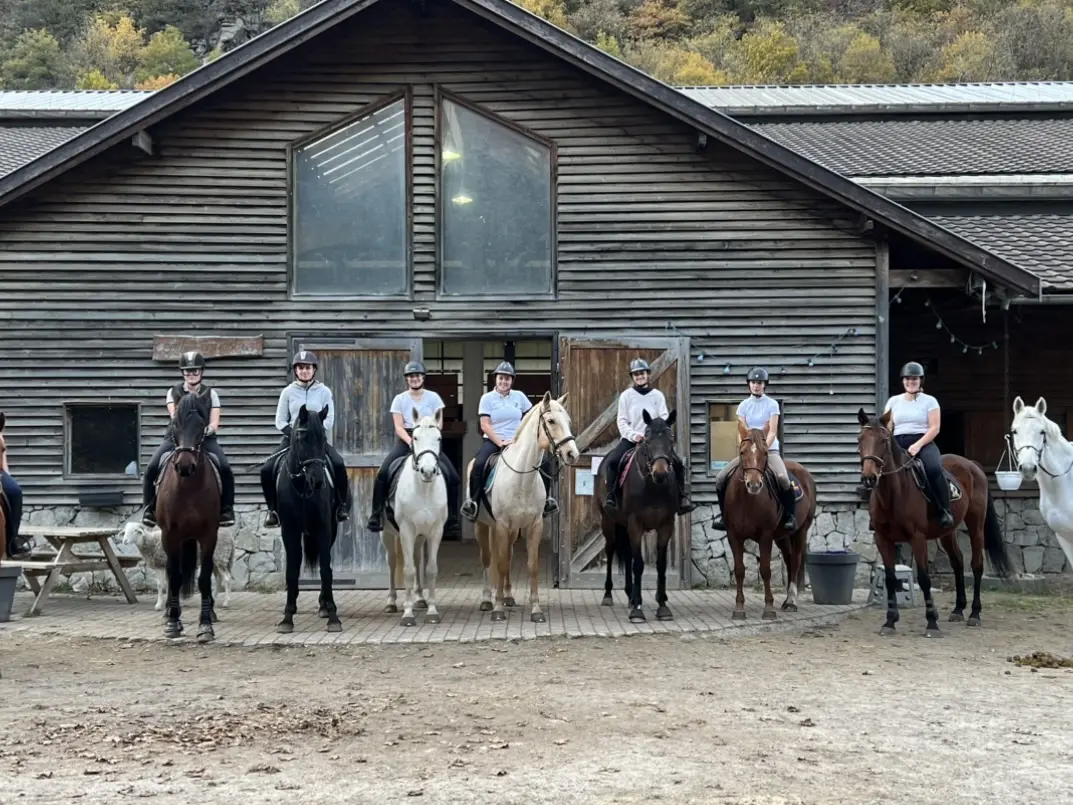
[390,390,445,429]
[478,389,532,441]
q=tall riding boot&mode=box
[677,481,697,516]
[461,472,481,522]
[710,481,728,530]
[932,471,954,528]
[334,465,351,523]
[779,484,798,530]
[541,470,559,518]
[366,473,387,532]
[142,469,158,527]
[220,469,236,527]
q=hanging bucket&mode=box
[995,434,1023,491]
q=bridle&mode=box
[287,424,327,499]
[169,418,206,472]
[498,406,577,477]
[635,429,674,483]
[737,434,770,489]
[858,423,914,479]
[1012,424,1073,478]
[409,421,443,476]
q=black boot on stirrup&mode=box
[779,486,798,530]
[461,499,478,522]
[264,510,280,528]
[142,501,157,527]
[710,484,728,530]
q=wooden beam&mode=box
[876,240,890,414]
[152,334,265,361]
[890,268,969,289]
[131,130,154,156]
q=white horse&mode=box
[466,391,579,623]
[381,409,448,626]
[1011,396,1073,575]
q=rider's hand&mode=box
[501,439,514,447]
[908,443,921,457]
[633,433,644,443]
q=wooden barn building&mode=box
[0,0,1053,589]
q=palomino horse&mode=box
[595,410,681,623]
[857,408,1012,636]
[381,409,449,627]
[1010,396,1073,575]
[723,425,815,621]
[466,391,579,622]
[156,393,221,642]
[276,404,341,634]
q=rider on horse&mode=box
[1,417,29,559]
[883,361,953,528]
[142,351,236,528]
[601,358,696,516]
[365,360,462,537]
[710,367,797,531]
[460,361,558,522]
[261,350,351,528]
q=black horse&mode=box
[275,404,341,633]
[595,410,681,623]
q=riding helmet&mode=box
[900,361,925,379]
[628,358,651,375]
[403,360,426,376]
[493,360,516,377]
[292,349,319,368]
[747,367,769,383]
[178,351,206,371]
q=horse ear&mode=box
[737,419,748,439]
[856,407,868,426]
[666,408,676,427]
[642,409,652,425]
[1012,396,1024,416]
[1035,397,1048,416]
[298,405,309,422]
[880,408,893,427]
[556,392,569,406]
[319,405,329,422]
[435,408,443,429]
[412,406,421,426]
[0,412,5,432]
[541,390,552,407]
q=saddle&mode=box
[270,449,334,493]
[157,448,224,494]
[475,453,503,520]
[908,459,963,508]
[382,455,411,531]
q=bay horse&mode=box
[466,392,579,623]
[1010,396,1073,576]
[156,393,220,642]
[723,425,815,621]
[857,407,1012,636]
[595,409,681,623]
[381,409,448,627]
[276,404,341,634]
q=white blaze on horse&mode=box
[381,409,449,627]
[1011,396,1073,575]
[466,392,579,623]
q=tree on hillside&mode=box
[0,28,70,89]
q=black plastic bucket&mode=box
[805,550,860,605]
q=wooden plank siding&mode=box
[0,0,878,508]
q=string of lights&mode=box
[921,296,1000,356]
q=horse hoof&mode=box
[400,615,417,627]
[197,628,214,644]
[504,597,517,608]
[924,627,943,638]
[732,610,746,621]
[628,608,645,622]
[531,611,546,624]
[277,621,294,634]
[490,610,506,622]
[879,624,896,636]
[318,607,329,619]
[479,601,493,612]
[415,599,428,610]
[948,612,964,622]
[326,620,342,633]
[384,604,398,614]
[600,595,613,607]
[762,609,777,621]
[781,602,798,612]
[655,606,673,621]
[966,616,981,627]
[164,622,183,639]
[426,613,442,625]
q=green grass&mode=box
[985,590,1073,614]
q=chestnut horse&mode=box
[856,408,1012,637]
[723,426,815,620]
[156,393,221,642]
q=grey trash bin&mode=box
[805,550,860,605]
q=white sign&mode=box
[574,469,594,496]
[590,456,603,473]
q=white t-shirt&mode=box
[737,394,781,452]
[166,384,220,409]
[390,390,445,429]
[616,387,670,442]
[884,393,939,437]
[478,389,532,441]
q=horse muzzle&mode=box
[745,479,763,495]
[860,474,878,490]
[1018,462,1038,481]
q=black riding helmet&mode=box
[493,360,516,378]
[292,350,318,379]
[628,358,650,376]
[404,360,426,376]
[747,367,769,396]
[900,361,925,379]
[179,351,206,372]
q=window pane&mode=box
[441,99,553,295]
[68,404,139,475]
[293,99,408,296]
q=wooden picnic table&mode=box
[5,525,140,616]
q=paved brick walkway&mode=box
[2,587,869,647]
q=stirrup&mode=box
[543,497,559,517]
[461,500,478,522]
[365,514,382,532]
[336,504,350,523]
[219,508,235,527]
[678,499,697,515]
[263,510,280,528]
[142,505,157,526]
[7,536,31,558]
[604,494,618,512]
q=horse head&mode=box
[537,391,580,466]
[173,394,209,477]
[1011,396,1057,482]
[290,404,329,492]
[641,408,677,486]
[735,421,769,495]
[411,408,443,483]
[856,407,896,489]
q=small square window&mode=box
[707,399,785,475]
[66,403,140,477]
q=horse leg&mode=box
[627,520,645,622]
[601,525,615,607]
[197,546,215,643]
[654,523,673,621]
[759,537,776,621]
[503,531,517,609]
[476,523,493,612]
[912,535,942,637]
[964,502,989,627]
[424,529,443,625]
[320,530,341,633]
[398,524,419,627]
[777,536,798,612]
[729,535,747,620]
[381,530,399,614]
[164,551,183,638]
[415,538,428,610]
[941,530,967,623]
[525,521,545,623]
[277,530,301,634]
[154,568,167,613]
[876,533,900,635]
[491,527,510,622]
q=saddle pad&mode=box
[761,468,805,501]
[617,448,638,490]
[158,449,223,494]
[909,462,963,502]
[483,453,501,495]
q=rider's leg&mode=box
[462,439,499,521]
[602,438,633,512]
[439,453,462,536]
[326,443,351,523]
[918,441,954,527]
[671,453,696,515]
[366,439,410,532]
[141,439,172,526]
[1,470,27,558]
[539,454,559,517]
[262,435,288,528]
[709,457,740,530]
[202,436,235,527]
[768,450,797,530]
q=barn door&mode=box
[293,337,421,588]
[556,336,691,589]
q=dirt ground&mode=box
[2,590,1072,805]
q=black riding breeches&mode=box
[895,434,950,511]
[372,436,460,519]
[142,437,173,505]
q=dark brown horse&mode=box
[595,410,680,623]
[723,425,815,620]
[157,393,221,642]
[856,408,1012,636]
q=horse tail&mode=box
[613,524,630,576]
[303,530,320,573]
[179,539,198,599]
[983,482,1014,579]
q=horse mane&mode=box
[741,427,766,451]
[517,396,545,435]
[176,391,208,425]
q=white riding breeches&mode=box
[716,450,791,489]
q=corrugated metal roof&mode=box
[0,90,154,117]
[679,82,1073,116]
